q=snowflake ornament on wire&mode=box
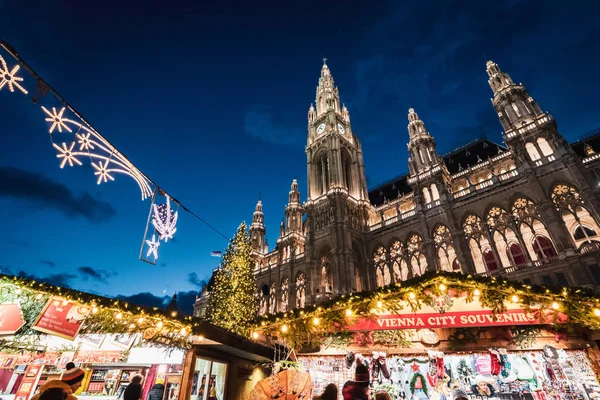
[152,196,178,242]
[42,106,72,133]
[145,234,160,260]
[0,55,28,94]
[53,141,82,168]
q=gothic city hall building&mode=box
[197,60,600,317]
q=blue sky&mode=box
[1,0,599,314]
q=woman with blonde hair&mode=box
[374,390,392,400]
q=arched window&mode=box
[316,153,330,195]
[433,225,457,272]
[320,256,333,293]
[390,240,409,282]
[259,285,269,315]
[341,150,354,195]
[525,142,541,161]
[430,184,440,201]
[483,249,499,272]
[574,225,598,240]
[407,234,427,276]
[487,206,524,268]
[295,273,305,308]
[268,286,276,313]
[423,187,431,204]
[280,278,289,313]
[373,246,391,287]
[533,236,557,259]
[452,258,461,271]
[463,214,492,274]
[537,137,554,156]
[512,197,557,261]
[507,243,527,266]
[552,184,600,250]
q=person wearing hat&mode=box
[146,378,165,400]
[451,386,468,400]
[32,365,85,400]
[342,363,370,400]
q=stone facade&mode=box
[194,60,600,318]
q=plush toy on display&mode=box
[345,351,355,369]
[372,351,390,383]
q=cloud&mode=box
[40,260,56,268]
[187,272,207,290]
[16,270,76,288]
[116,289,200,316]
[243,105,304,146]
[78,266,116,284]
[0,167,116,223]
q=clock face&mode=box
[316,123,326,134]
[337,123,345,134]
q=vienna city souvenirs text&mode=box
[349,295,562,331]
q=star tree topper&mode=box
[152,195,178,242]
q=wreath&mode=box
[410,372,428,397]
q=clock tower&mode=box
[304,60,371,301]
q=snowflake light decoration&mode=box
[152,196,178,242]
[42,106,72,133]
[53,141,82,168]
[0,55,27,94]
[145,234,160,260]
[38,106,152,199]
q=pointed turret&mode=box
[280,219,285,236]
[249,200,267,253]
[308,104,316,125]
[486,60,545,132]
[315,59,341,117]
[407,108,441,175]
[285,179,303,233]
[166,294,179,315]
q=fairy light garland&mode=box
[249,271,600,347]
[0,274,197,349]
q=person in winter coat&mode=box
[123,375,144,400]
[146,378,165,400]
[32,366,85,400]
[313,383,337,400]
[342,364,370,400]
[39,388,67,400]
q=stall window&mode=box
[191,357,228,400]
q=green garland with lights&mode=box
[250,270,600,349]
[204,222,258,336]
[410,372,428,396]
[0,274,194,350]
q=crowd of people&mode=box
[313,360,470,400]
[32,363,166,400]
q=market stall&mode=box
[251,271,600,400]
[0,274,274,400]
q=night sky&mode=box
[1,1,599,314]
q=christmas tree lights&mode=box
[204,222,258,336]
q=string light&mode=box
[474,289,481,296]
[439,284,446,291]
[180,328,187,335]
[138,317,144,324]
[376,301,383,309]
[62,300,69,306]
[116,312,123,319]
[594,309,600,317]
[15,289,22,295]
[129,323,136,329]
[281,324,288,333]
[312,317,320,326]
[157,321,164,328]
[552,302,560,310]
[35,293,43,300]
[409,292,416,299]
[511,295,519,303]
[91,306,99,314]
[253,331,259,339]
[345,309,353,317]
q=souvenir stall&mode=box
[250,272,600,400]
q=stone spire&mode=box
[315,59,341,117]
[285,179,303,233]
[249,199,267,253]
[486,60,545,132]
[407,108,440,175]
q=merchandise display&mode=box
[299,347,600,400]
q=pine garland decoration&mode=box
[410,372,428,396]
[204,222,258,336]
[372,330,412,348]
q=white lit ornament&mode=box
[92,160,115,184]
[0,55,28,94]
[42,106,73,133]
[145,234,160,260]
[53,141,82,168]
[152,196,178,242]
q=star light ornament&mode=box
[145,234,160,260]
[152,196,178,242]
[0,55,28,94]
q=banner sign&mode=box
[15,364,43,400]
[32,298,90,340]
[74,350,122,364]
[0,303,25,335]
[349,295,564,331]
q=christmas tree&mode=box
[204,222,257,336]
[457,358,472,377]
